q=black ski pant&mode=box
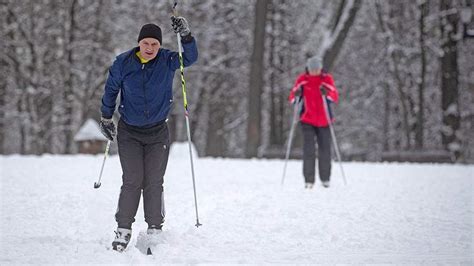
[301,122,332,184]
[115,119,169,229]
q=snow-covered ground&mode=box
[1,143,473,264]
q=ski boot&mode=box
[322,181,330,188]
[112,228,131,252]
[147,224,162,235]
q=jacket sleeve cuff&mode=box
[181,33,193,44]
[101,113,113,119]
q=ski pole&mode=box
[281,96,301,185]
[172,2,202,228]
[94,140,111,189]
[320,89,347,185]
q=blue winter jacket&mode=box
[101,38,198,127]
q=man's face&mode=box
[138,38,160,60]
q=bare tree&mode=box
[415,0,428,149]
[374,1,430,151]
[439,0,461,159]
[1,0,119,154]
[1,0,473,162]
[322,0,362,71]
[246,0,270,158]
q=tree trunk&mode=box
[206,52,228,156]
[268,0,284,147]
[383,82,390,151]
[246,0,269,158]
[415,1,428,149]
[0,77,4,154]
[392,53,411,150]
[205,105,225,157]
[64,0,78,154]
[440,0,461,159]
[323,0,362,71]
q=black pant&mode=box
[301,122,331,184]
[115,119,170,229]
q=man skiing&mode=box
[288,56,339,189]
[99,16,198,252]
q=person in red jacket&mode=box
[288,56,339,189]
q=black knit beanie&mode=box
[137,24,162,44]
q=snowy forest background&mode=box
[1,0,473,163]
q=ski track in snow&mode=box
[0,146,473,264]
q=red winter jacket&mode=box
[288,72,339,127]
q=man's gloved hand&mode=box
[99,117,116,142]
[171,16,191,37]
